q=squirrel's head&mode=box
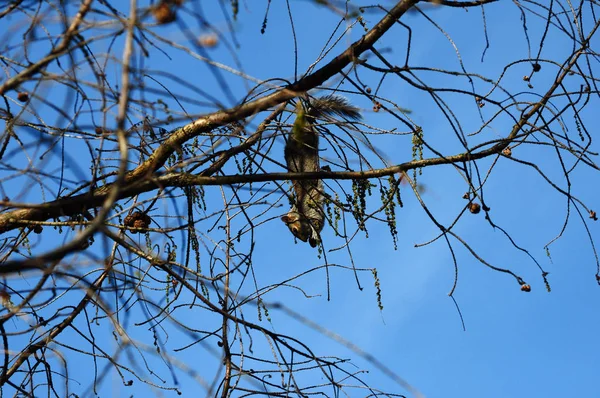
[281,212,312,244]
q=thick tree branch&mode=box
[424,0,498,6]
[0,137,538,242]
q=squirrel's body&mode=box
[281,95,360,247]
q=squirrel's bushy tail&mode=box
[307,94,362,121]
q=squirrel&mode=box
[281,94,361,247]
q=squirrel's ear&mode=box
[281,215,291,223]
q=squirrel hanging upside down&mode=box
[281,94,361,247]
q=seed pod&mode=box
[198,34,218,48]
[153,2,176,24]
[124,211,152,233]
[468,202,481,214]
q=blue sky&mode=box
[1,1,599,397]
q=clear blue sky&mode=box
[3,1,599,397]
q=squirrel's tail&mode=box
[307,94,362,121]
